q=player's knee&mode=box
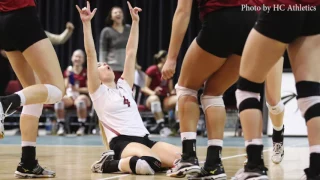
[200,94,224,111]
[75,100,86,110]
[44,84,63,104]
[129,156,161,175]
[22,104,43,118]
[266,101,284,115]
[236,76,263,113]
[54,101,64,110]
[296,81,320,123]
[150,101,162,113]
[175,84,198,100]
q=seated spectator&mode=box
[54,49,91,136]
[141,50,178,134]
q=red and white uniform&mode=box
[0,0,35,12]
[145,65,169,97]
[64,67,87,99]
[89,78,149,143]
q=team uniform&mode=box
[145,65,170,101]
[0,0,55,178]
[64,67,88,100]
[168,1,259,179]
[90,78,156,160]
[0,0,47,52]
[234,0,320,180]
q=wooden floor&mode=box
[0,145,309,180]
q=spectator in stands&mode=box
[99,6,130,82]
[54,49,91,136]
[141,50,178,134]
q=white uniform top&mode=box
[89,78,149,143]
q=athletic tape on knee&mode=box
[140,156,162,172]
[76,100,86,109]
[54,101,64,110]
[151,101,162,113]
[22,104,43,118]
[298,97,320,121]
[266,101,284,115]
[200,94,224,111]
[44,84,63,104]
[175,84,197,100]
[236,89,261,112]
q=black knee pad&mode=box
[237,76,263,93]
[304,103,320,122]
[140,156,162,172]
[129,156,139,174]
[296,81,320,99]
[238,98,261,113]
[296,81,320,122]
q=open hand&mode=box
[127,1,142,22]
[76,1,97,22]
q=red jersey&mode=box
[64,68,87,88]
[145,65,169,97]
[197,0,257,20]
[0,0,35,12]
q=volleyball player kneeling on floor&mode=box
[76,1,181,175]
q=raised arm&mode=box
[121,2,142,87]
[45,22,74,45]
[76,2,100,94]
[161,0,193,80]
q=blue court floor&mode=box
[0,135,309,148]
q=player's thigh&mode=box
[178,40,226,90]
[203,54,241,96]
[151,142,181,167]
[121,142,160,160]
[6,51,36,88]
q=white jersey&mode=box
[89,78,149,143]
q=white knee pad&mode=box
[266,101,284,115]
[151,101,162,113]
[200,95,224,111]
[175,84,197,100]
[135,159,155,175]
[76,100,86,109]
[44,84,63,104]
[22,104,43,118]
[54,101,64,110]
[235,89,261,109]
[298,96,320,116]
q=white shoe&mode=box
[76,126,85,136]
[232,166,268,180]
[57,125,65,136]
[91,150,115,173]
[0,101,16,139]
[271,142,284,164]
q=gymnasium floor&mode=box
[0,135,309,180]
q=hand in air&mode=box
[161,58,176,80]
[127,1,142,22]
[76,1,97,22]
[66,22,75,30]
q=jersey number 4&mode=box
[123,96,130,107]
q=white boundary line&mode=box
[97,174,130,180]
